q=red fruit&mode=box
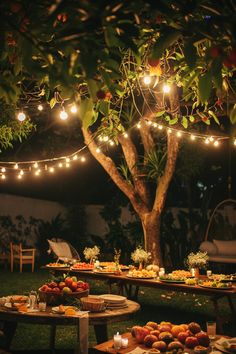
[177,331,189,344]
[210,47,221,58]
[152,341,167,352]
[53,287,60,293]
[40,285,48,292]
[131,325,142,337]
[70,281,78,291]
[185,336,199,349]
[195,332,210,347]
[58,281,66,290]
[188,322,201,334]
[148,58,160,67]
[49,281,57,289]
[150,330,160,338]
[158,332,174,344]
[96,90,106,99]
[167,341,184,351]
[57,13,68,23]
[146,321,159,330]
[65,277,73,287]
[144,334,158,347]
[134,327,150,344]
[10,2,22,13]
[216,98,222,106]
[105,92,112,100]
[159,325,172,332]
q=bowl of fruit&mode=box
[38,275,89,305]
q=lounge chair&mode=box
[47,238,80,263]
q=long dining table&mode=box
[47,267,236,334]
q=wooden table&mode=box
[50,268,236,333]
[0,300,140,352]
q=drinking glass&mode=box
[206,321,216,339]
[29,290,38,309]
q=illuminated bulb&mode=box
[37,104,43,111]
[58,163,63,168]
[73,155,78,160]
[103,136,109,142]
[18,174,22,179]
[70,105,77,114]
[153,123,158,128]
[1,174,6,180]
[109,140,115,146]
[123,133,128,138]
[96,148,101,153]
[14,163,18,169]
[137,123,141,129]
[209,136,214,142]
[163,83,171,93]
[234,139,236,146]
[147,120,152,125]
[20,169,24,175]
[158,125,163,130]
[190,134,196,141]
[33,162,38,169]
[81,156,86,162]
[17,111,26,122]
[177,131,182,137]
[214,140,219,147]
[59,109,68,120]
[205,138,210,144]
[35,170,40,176]
[99,136,103,142]
[49,167,54,173]
[167,128,172,134]
[1,167,6,173]
[66,157,70,162]
[66,163,70,168]
[143,76,151,85]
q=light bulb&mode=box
[96,148,101,153]
[49,167,54,173]
[123,133,128,138]
[99,136,103,141]
[205,139,210,144]
[209,136,214,142]
[58,163,63,168]
[177,131,182,137]
[18,174,22,179]
[73,155,78,160]
[70,105,77,114]
[103,136,109,142]
[234,139,236,146]
[163,84,171,93]
[33,162,38,168]
[147,120,152,125]
[35,170,40,176]
[37,104,43,111]
[137,123,141,129]
[1,174,6,180]
[20,169,24,175]
[14,163,19,169]
[109,140,115,146]
[167,128,172,134]
[66,163,70,168]
[190,134,196,140]
[17,111,26,122]
[214,140,219,147]
[1,167,6,173]
[158,125,163,130]
[59,109,68,120]
[143,76,151,85]
[66,157,70,162]
[81,156,86,162]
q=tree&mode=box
[0,1,236,264]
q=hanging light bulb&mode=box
[73,155,78,160]
[137,123,141,129]
[18,174,22,180]
[58,162,63,168]
[147,120,152,125]
[177,131,182,137]
[190,134,196,141]
[163,83,171,93]
[143,75,151,85]
[66,157,70,163]
[59,109,68,120]
[17,111,26,122]
[35,170,40,176]
[209,136,214,142]
[70,105,77,114]
[14,163,19,169]
[96,148,101,153]
[1,174,6,180]
[66,162,70,168]
[49,167,54,173]
[20,169,24,175]
[153,122,158,128]
[158,125,163,130]
[123,133,129,138]
[1,167,6,173]
[167,128,172,134]
[214,140,219,147]
[37,104,43,111]
[109,140,115,146]
[233,138,236,146]
[33,162,38,169]
[81,156,86,162]
[103,136,109,142]
[205,138,210,144]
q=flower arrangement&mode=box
[186,251,209,269]
[83,246,100,264]
[131,246,151,266]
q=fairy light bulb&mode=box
[143,76,151,85]
[96,148,101,153]
[1,174,6,180]
[66,157,70,163]
[99,136,103,142]
[205,138,210,144]
[103,136,109,142]
[137,123,141,129]
[158,125,163,130]
[153,122,157,128]
[20,169,24,175]
[109,140,115,146]
[214,140,219,147]
[163,83,171,93]
[72,155,77,161]
[147,120,152,125]
[66,163,70,168]
[18,174,22,179]
[17,111,26,122]
[58,163,63,168]
[190,134,196,141]
[234,138,236,146]
[177,131,182,137]
[209,136,214,142]
[49,167,54,173]
[1,167,6,173]
[70,105,77,114]
[123,133,128,138]
[59,109,68,120]
[14,163,18,169]
[81,156,86,162]
[35,170,40,176]
[37,104,43,111]
[167,128,172,134]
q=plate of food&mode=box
[93,268,115,274]
[171,270,193,278]
[99,262,129,270]
[46,263,70,269]
[159,277,186,283]
[214,338,236,353]
[199,281,233,290]
[126,269,157,279]
[51,305,80,315]
[71,262,94,271]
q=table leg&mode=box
[94,324,108,344]
[49,325,56,351]
[2,321,17,350]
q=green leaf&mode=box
[152,29,181,59]
[156,110,166,117]
[230,107,236,124]
[99,101,109,116]
[87,79,98,101]
[80,98,95,129]
[183,41,197,69]
[169,117,178,125]
[198,72,211,103]
[208,110,220,125]
[182,116,188,129]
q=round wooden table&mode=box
[0,300,140,352]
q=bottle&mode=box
[29,290,37,309]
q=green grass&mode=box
[0,269,235,351]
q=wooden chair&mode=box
[10,243,36,272]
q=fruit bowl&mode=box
[38,287,89,306]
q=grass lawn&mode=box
[0,269,235,351]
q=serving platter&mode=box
[214,340,236,354]
[199,284,233,290]
[70,267,93,271]
[46,264,69,269]
[126,274,155,279]
[159,278,185,283]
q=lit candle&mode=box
[121,337,129,348]
[159,270,165,277]
[160,267,165,274]
[113,332,122,350]
[206,270,212,278]
[191,268,195,277]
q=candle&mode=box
[159,270,165,277]
[121,337,128,348]
[206,270,212,278]
[191,268,195,277]
[113,332,122,350]
[160,267,165,273]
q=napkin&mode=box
[216,337,236,348]
[126,347,150,354]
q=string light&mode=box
[20,170,24,175]
[153,123,158,128]
[17,111,26,122]
[123,133,128,138]
[214,140,219,147]
[103,136,109,142]
[18,174,22,179]
[66,157,70,162]
[1,174,6,180]
[49,167,54,173]
[73,155,78,160]
[37,104,43,111]
[109,140,115,146]
[59,109,68,120]
[70,105,77,114]
[14,163,18,169]
[143,76,151,85]
[190,134,196,141]
[167,128,172,134]
[81,156,86,162]
[163,83,171,93]
[96,148,101,153]
[66,163,70,168]
[234,139,236,146]
[1,167,6,173]
[33,162,38,168]
[205,138,210,144]
[177,131,182,137]
[58,163,63,168]
[158,125,163,130]
[137,123,141,129]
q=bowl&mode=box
[38,288,89,306]
[80,296,105,312]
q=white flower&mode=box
[83,246,100,261]
[131,246,151,264]
[187,251,209,268]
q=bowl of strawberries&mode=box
[38,275,89,305]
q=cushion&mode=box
[208,255,236,264]
[199,241,218,255]
[213,240,236,256]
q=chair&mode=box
[10,243,36,272]
[47,238,80,263]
